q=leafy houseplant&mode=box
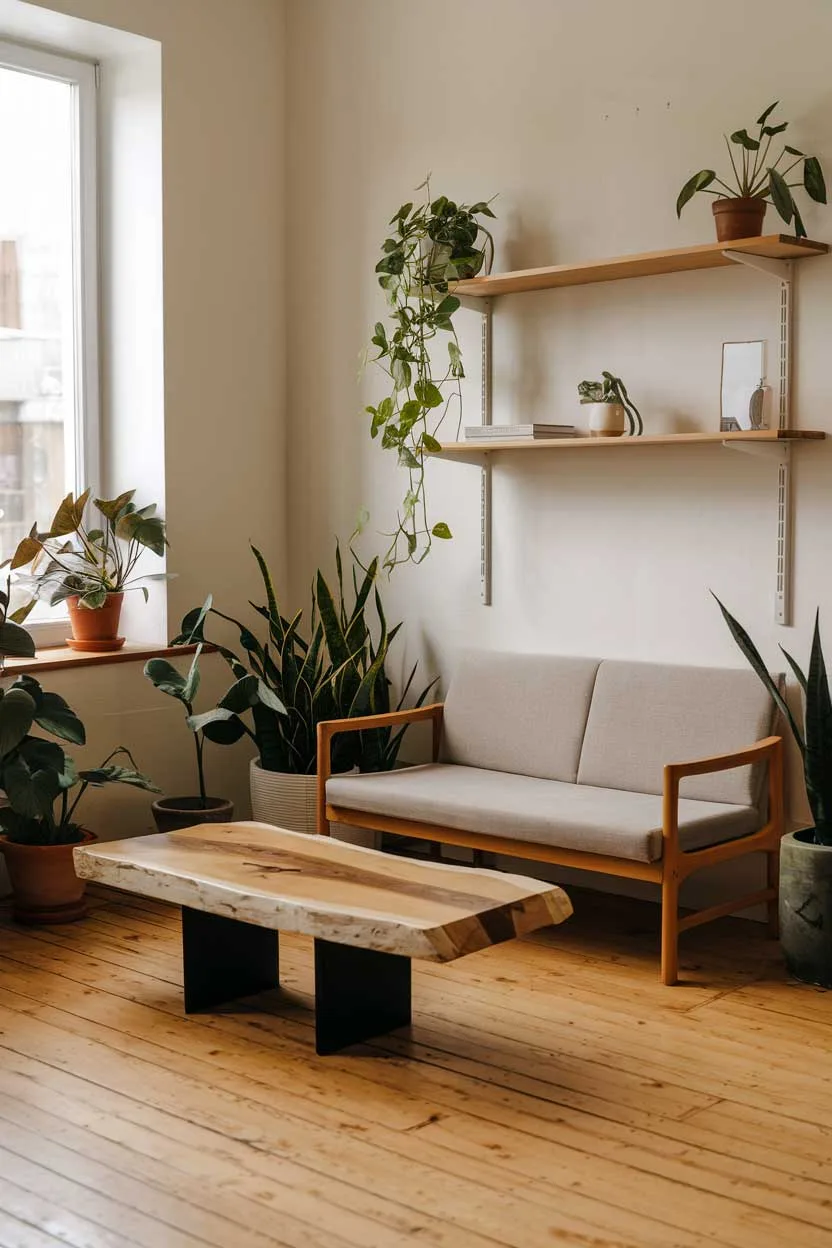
[367,180,496,570]
[0,591,158,922]
[143,642,235,832]
[8,489,169,652]
[578,373,643,438]
[677,101,827,242]
[172,543,435,835]
[715,596,832,985]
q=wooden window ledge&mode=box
[1,642,210,676]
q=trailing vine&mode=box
[366,179,495,570]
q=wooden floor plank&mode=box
[0,886,828,1248]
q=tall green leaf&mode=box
[805,613,832,844]
[676,170,716,217]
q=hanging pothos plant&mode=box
[365,179,496,570]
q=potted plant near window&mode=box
[715,597,832,986]
[578,373,643,438]
[677,102,827,242]
[172,543,435,836]
[0,589,158,923]
[143,641,235,832]
[8,489,169,652]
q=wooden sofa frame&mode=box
[316,704,784,984]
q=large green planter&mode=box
[779,830,832,987]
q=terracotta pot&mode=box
[66,592,125,652]
[779,829,832,987]
[712,197,767,243]
[0,829,95,924]
[151,796,235,834]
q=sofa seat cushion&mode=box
[326,765,760,864]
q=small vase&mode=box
[66,592,125,652]
[0,829,96,924]
[712,197,767,243]
[584,401,627,438]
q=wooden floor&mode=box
[0,885,829,1248]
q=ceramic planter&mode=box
[712,197,767,243]
[779,830,832,987]
[249,759,367,839]
[583,401,627,438]
[151,796,235,834]
[0,829,96,924]
[66,592,125,652]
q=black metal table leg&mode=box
[313,938,412,1055]
[182,906,279,1013]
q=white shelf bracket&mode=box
[723,441,793,625]
[479,298,493,605]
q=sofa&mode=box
[316,652,784,983]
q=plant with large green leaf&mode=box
[171,543,435,775]
[677,102,827,238]
[714,595,832,846]
[7,488,170,617]
[366,178,496,570]
[578,372,644,436]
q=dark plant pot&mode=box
[151,796,234,834]
[779,829,832,987]
[712,197,767,243]
[0,828,96,924]
[66,592,125,652]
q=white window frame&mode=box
[0,39,100,647]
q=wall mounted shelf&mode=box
[451,235,828,297]
[445,233,828,621]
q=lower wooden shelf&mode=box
[431,428,825,464]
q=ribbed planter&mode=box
[249,760,368,839]
[0,829,96,924]
[780,829,832,987]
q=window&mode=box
[0,40,98,642]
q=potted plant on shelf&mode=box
[172,543,435,836]
[143,641,236,832]
[367,179,496,570]
[578,373,643,438]
[677,102,827,242]
[715,596,832,986]
[8,489,169,652]
[0,592,158,923]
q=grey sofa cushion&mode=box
[577,660,777,806]
[441,651,600,783]
[326,765,759,863]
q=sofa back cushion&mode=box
[577,659,777,805]
[442,651,600,783]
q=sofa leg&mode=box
[660,875,679,986]
[767,848,780,939]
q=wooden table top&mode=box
[74,822,572,962]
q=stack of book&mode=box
[464,423,576,441]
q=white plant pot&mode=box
[583,401,627,438]
[249,759,374,845]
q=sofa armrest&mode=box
[316,704,444,835]
[662,735,784,857]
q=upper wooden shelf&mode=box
[432,428,825,464]
[450,235,829,298]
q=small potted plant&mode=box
[715,596,832,986]
[578,373,643,438]
[8,489,170,652]
[677,102,827,242]
[172,543,435,837]
[144,640,236,832]
[0,585,158,922]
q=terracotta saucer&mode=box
[65,636,127,653]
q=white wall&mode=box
[286,0,832,903]
[0,0,286,836]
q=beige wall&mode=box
[0,0,286,834]
[286,0,832,902]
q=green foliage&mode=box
[6,488,171,618]
[578,372,643,436]
[144,639,249,804]
[367,178,496,570]
[676,102,827,238]
[714,595,832,846]
[171,542,436,775]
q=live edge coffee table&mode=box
[75,822,572,1055]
